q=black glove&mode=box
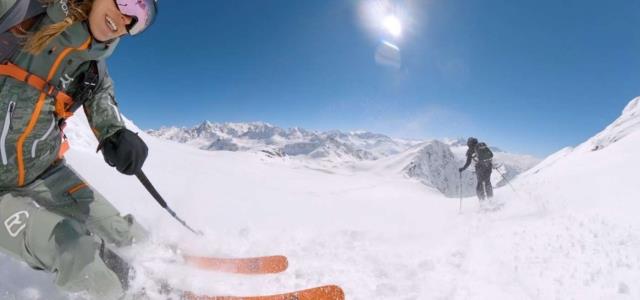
[101,128,148,175]
[458,167,464,172]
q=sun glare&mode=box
[382,15,402,38]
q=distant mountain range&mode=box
[148,122,540,197]
[147,121,418,161]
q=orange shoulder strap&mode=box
[0,63,74,118]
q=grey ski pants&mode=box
[475,162,493,200]
[0,162,147,299]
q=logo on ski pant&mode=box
[4,211,29,238]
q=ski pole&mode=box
[493,166,517,194]
[135,170,204,236]
[458,171,462,213]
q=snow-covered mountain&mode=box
[147,122,417,162]
[521,97,640,180]
[517,96,640,211]
[148,122,540,197]
[363,138,538,198]
[403,140,462,197]
[583,97,640,152]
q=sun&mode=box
[382,15,402,38]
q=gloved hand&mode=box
[101,128,148,175]
[458,167,464,173]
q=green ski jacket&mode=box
[0,0,125,188]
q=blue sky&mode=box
[107,0,639,157]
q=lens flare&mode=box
[356,0,422,69]
[382,15,402,38]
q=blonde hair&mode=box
[23,0,93,54]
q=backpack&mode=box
[1,0,106,115]
[475,142,493,161]
[0,0,46,63]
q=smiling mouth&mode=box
[105,15,118,32]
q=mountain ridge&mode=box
[147,122,540,197]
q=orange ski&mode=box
[183,285,345,300]
[183,255,289,274]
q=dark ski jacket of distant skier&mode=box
[459,137,494,200]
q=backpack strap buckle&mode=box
[42,82,58,98]
[21,70,59,97]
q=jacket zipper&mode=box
[15,36,92,186]
[1,101,16,165]
[31,115,56,158]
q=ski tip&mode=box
[276,255,289,270]
[183,254,289,274]
[321,285,345,300]
[294,285,345,300]
[182,284,345,300]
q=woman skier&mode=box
[0,0,157,298]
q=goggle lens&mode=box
[115,0,157,36]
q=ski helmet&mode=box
[114,0,158,36]
[467,137,478,147]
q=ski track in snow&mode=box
[124,192,640,300]
[2,188,639,299]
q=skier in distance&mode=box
[458,137,494,202]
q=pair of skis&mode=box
[176,254,344,300]
[135,173,344,299]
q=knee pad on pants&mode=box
[50,219,128,299]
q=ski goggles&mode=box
[114,0,158,36]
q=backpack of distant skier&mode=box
[475,142,493,161]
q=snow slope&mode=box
[517,97,640,222]
[486,97,640,299]
[1,97,639,299]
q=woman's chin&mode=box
[89,28,112,42]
